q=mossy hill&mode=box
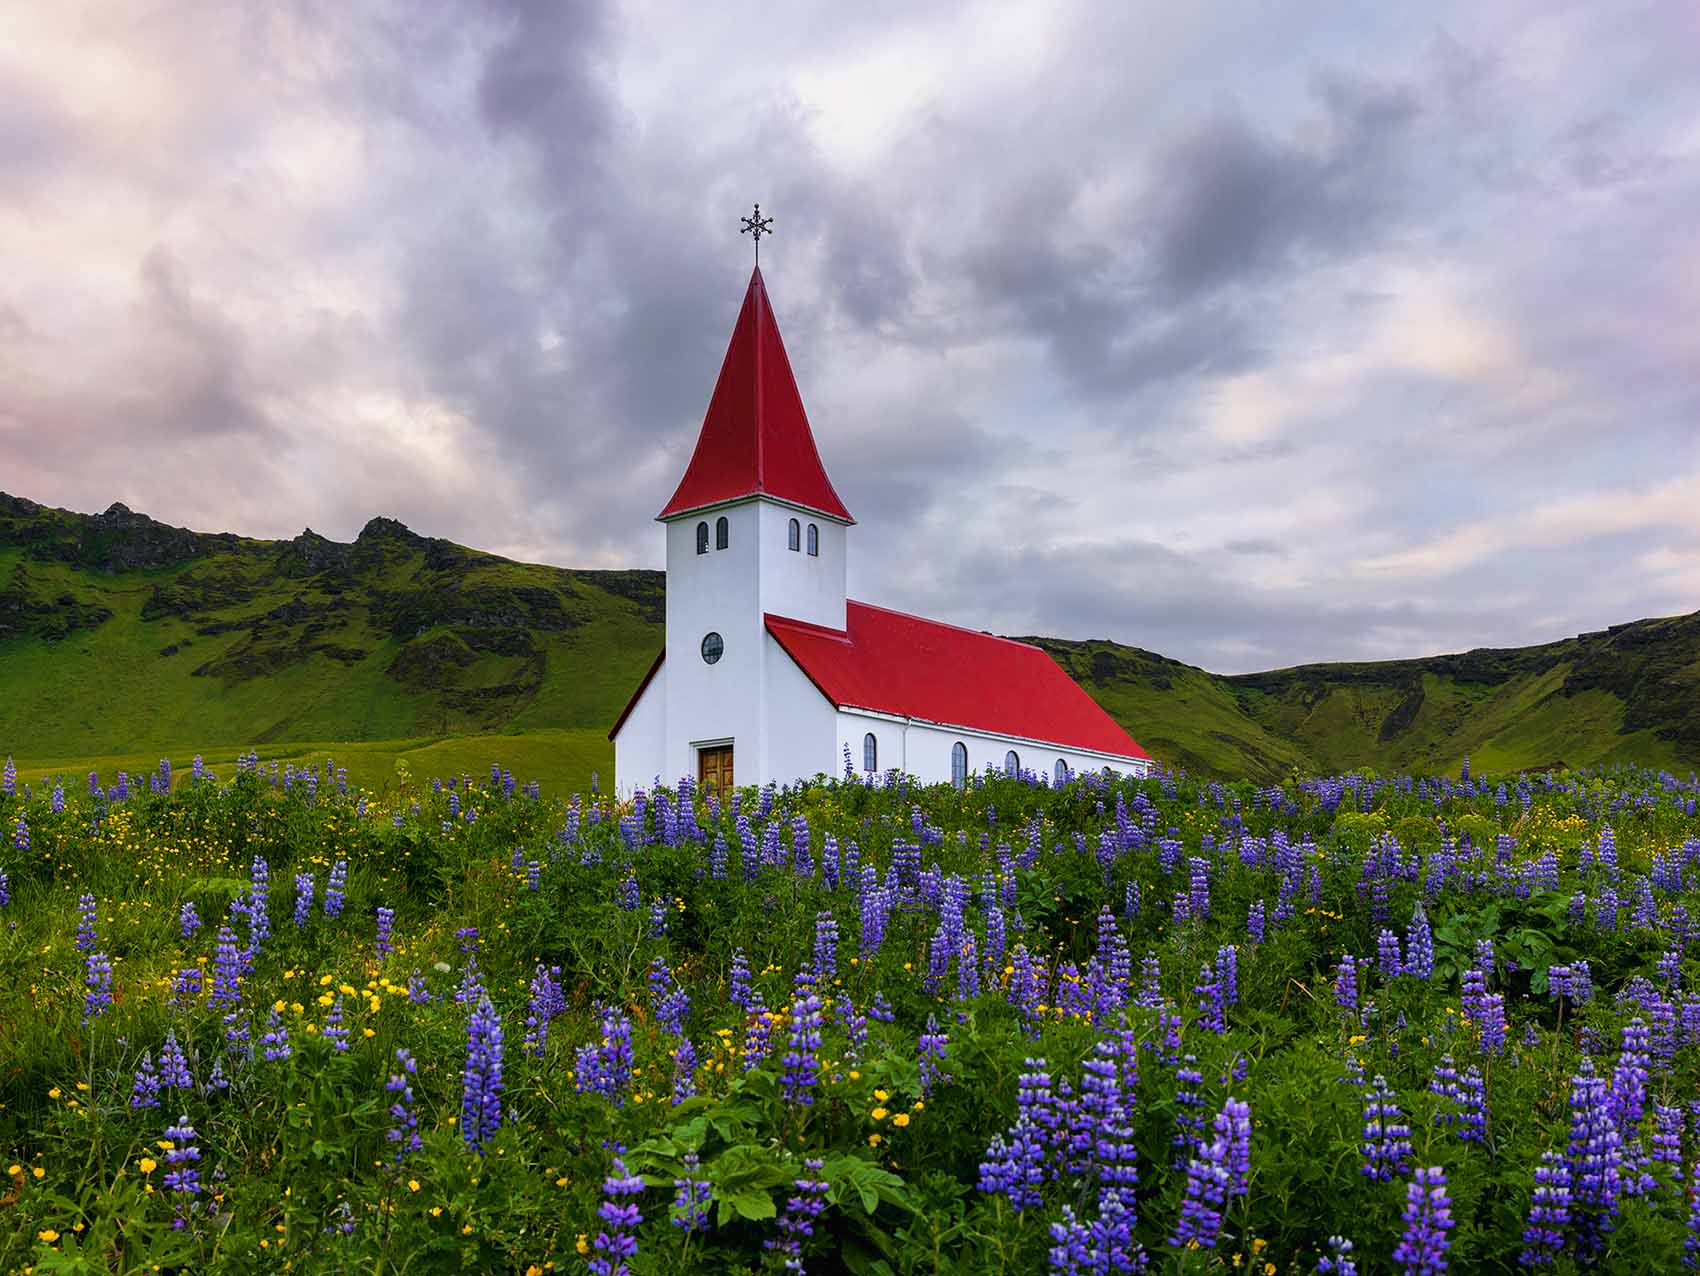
[3,491,1697,782]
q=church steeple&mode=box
[657,267,854,524]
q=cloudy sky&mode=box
[3,2,1697,672]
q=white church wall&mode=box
[762,634,839,781]
[756,500,847,631]
[834,708,1154,787]
[612,662,667,792]
[662,501,767,787]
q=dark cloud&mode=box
[1150,78,1418,301]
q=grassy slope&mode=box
[3,493,1697,788]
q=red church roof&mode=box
[657,268,853,524]
[764,601,1151,760]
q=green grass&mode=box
[11,728,614,798]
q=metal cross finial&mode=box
[740,203,774,265]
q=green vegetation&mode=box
[3,754,1699,1271]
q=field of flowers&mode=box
[2,753,1698,1275]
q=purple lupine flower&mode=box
[1215,944,1239,1008]
[1195,962,1227,1035]
[385,1048,422,1165]
[162,1116,202,1228]
[1567,1058,1623,1257]
[323,860,347,917]
[1335,954,1359,1013]
[1650,1103,1684,1179]
[75,892,98,952]
[729,950,753,1012]
[1361,1074,1413,1181]
[573,1004,635,1105]
[50,782,63,814]
[590,1155,644,1276]
[780,980,825,1106]
[1169,1124,1231,1250]
[1520,1149,1570,1267]
[1215,1096,1252,1199]
[0,756,12,794]
[742,1001,777,1073]
[222,1012,251,1060]
[159,1029,193,1090]
[209,926,243,1007]
[84,951,113,1022]
[245,856,270,955]
[671,1150,711,1233]
[259,1009,291,1062]
[131,1050,161,1109]
[1456,1065,1486,1145]
[0,867,8,907]
[374,906,394,957]
[1400,905,1434,979]
[765,1157,829,1273]
[1378,928,1404,979]
[1247,899,1266,944]
[978,1116,1047,1209]
[461,991,504,1153]
[1317,1236,1359,1275]
[812,912,839,982]
[292,873,314,928]
[179,902,199,939]
[324,995,349,1051]
[919,1014,951,1096]
[170,966,203,1009]
[617,875,639,911]
[1393,1166,1453,1276]
[523,964,566,1057]
[1134,951,1163,1009]
[1049,1205,1092,1274]
[1428,1054,1461,1131]
[868,990,895,1024]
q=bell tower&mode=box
[655,266,853,787]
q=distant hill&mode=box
[3,491,1697,781]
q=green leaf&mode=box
[722,1188,776,1222]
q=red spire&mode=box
[657,267,854,523]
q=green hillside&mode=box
[0,494,663,777]
[3,491,1698,787]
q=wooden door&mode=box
[698,745,734,792]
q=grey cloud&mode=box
[1151,77,1418,301]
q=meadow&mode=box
[1,753,1698,1274]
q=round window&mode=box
[701,632,724,664]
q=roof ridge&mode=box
[846,599,1046,653]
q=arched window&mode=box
[863,732,877,773]
[950,742,968,789]
[715,516,729,550]
[787,518,800,551]
[695,522,709,555]
[1004,750,1020,777]
[1053,758,1069,788]
[806,523,819,556]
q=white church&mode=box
[610,265,1155,792]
